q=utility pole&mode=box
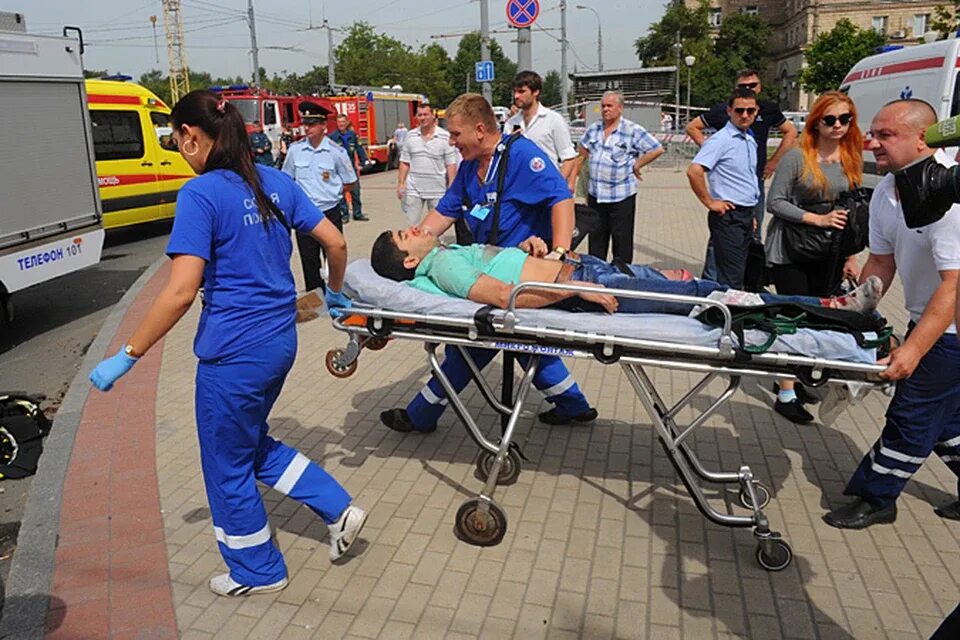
[674,30,681,132]
[247,0,261,86]
[560,0,568,117]
[517,27,531,71]
[324,19,336,87]
[480,0,492,103]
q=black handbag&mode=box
[743,239,770,293]
[782,186,869,263]
[835,187,870,256]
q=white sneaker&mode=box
[329,505,367,562]
[208,573,288,597]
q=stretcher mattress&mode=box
[344,260,878,365]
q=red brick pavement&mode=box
[46,262,177,640]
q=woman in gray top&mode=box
[765,91,864,423]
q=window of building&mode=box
[741,5,758,16]
[90,110,144,161]
[873,15,888,35]
[914,14,929,37]
[709,8,722,27]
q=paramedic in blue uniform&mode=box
[379,92,597,434]
[329,113,370,222]
[88,91,367,597]
[824,99,960,529]
[282,102,357,295]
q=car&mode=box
[568,118,586,144]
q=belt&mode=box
[556,261,578,282]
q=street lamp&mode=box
[575,4,603,71]
[684,54,696,125]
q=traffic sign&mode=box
[506,0,539,29]
[475,60,495,83]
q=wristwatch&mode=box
[546,246,568,261]
[124,343,142,358]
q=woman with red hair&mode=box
[765,91,865,423]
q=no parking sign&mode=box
[506,0,539,29]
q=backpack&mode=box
[0,393,50,479]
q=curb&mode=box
[0,256,167,639]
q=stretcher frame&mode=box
[328,281,888,571]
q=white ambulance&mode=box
[840,38,960,184]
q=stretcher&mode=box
[327,260,890,571]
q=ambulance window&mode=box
[264,102,278,126]
[951,72,960,117]
[150,112,178,151]
[90,110,144,161]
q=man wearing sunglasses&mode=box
[686,88,763,288]
[686,69,798,278]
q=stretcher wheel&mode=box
[325,349,357,378]
[365,337,389,351]
[475,449,521,486]
[756,539,793,571]
[738,481,771,510]
[454,498,507,547]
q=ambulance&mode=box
[840,37,960,183]
[86,78,196,229]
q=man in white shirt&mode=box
[505,70,577,181]
[396,104,459,225]
[824,99,960,529]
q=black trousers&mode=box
[296,206,342,293]
[771,260,843,298]
[587,194,637,264]
[707,205,754,288]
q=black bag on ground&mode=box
[696,301,892,355]
[0,393,49,479]
[572,203,601,251]
[743,240,771,293]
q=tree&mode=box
[334,21,415,89]
[410,43,457,107]
[930,1,960,39]
[634,0,712,68]
[798,19,885,94]
[689,12,770,107]
[448,32,517,107]
[541,70,562,107]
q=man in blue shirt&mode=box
[687,88,761,289]
[249,122,274,166]
[282,102,357,299]
[379,92,597,434]
[329,114,370,222]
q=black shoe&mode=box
[935,500,960,520]
[380,408,435,434]
[774,399,814,424]
[823,498,897,529]
[772,382,821,405]
[538,407,598,426]
[353,213,370,221]
[341,215,350,224]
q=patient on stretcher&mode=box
[370,228,882,317]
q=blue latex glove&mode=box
[325,288,352,319]
[89,349,139,391]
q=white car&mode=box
[568,118,586,144]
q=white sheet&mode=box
[344,260,878,365]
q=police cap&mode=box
[299,101,330,123]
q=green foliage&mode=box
[798,19,885,94]
[448,32,518,107]
[930,1,960,39]
[335,21,415,89]
[541,70,562,107]
[634,0,711,67]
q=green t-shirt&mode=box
[408,244,529,298]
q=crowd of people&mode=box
[81,65,960,636]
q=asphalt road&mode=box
[0,220,174,582]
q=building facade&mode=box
[685,0,944,110]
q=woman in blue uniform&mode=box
[89,90,367,597]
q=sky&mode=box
[16,0,663,84]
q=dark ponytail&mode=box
[170,90,279,224]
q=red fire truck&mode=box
[327,89,425,170]
[208,85,336,153]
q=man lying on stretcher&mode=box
[370,227,882,316]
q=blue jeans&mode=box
[845,325,960,508]
[564,254,818,315]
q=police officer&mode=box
[379,92,597,434]
[329,114,370,222]
[282,102,357,299]
[89,91,365,597]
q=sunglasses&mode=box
[821,113,853,127]
[733,107,757,115]
[736,82,759,89]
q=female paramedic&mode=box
[88,90,367,597]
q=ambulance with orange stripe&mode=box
[86,78,195,228]
[840,38,960,184]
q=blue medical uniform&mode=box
[405,134,592,430]
[167,166,352,586]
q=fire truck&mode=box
[208,85,337,154]
[327,89,425,170]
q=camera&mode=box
[894,154,960,229]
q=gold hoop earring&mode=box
[182,139,200,157]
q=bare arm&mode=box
[686,117,707,147]
[859,252,897,292]
[687,163,733,214]
[466,274,615,311]
[633,147,665,179]
[446,162,457,187]
[126,255,204,356]
[419,209,457,236]
[397,161,410,199]
[309,217,347,292]
[550,198,575,250]
[764,121,798,179]
[568,146,589,193]
[559,157,576,181]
